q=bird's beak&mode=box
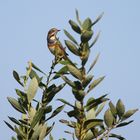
[57,29,60,32]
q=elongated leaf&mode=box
[13,70,23,86]
[30,107,45,130]
[82,75,94,88]
[95,102,106,116]
[122,109,138,121]
[49,134,54,140]
[15,89,26,100]
[46,105,65,121]
[11,136,16,140]
[4,121,14,131]
[32,62,46,75]
[27,77,38,103]
[45,123,55,136]
[82,17,92,30]
[65,40,79,56]
[87,76,105,93]
[69,20,81,34]
[8,117,20,125]
[91,12,104,27]
[87,53,100,73]
[57,99,75,108]
[83,119,103,130]
[67,64,83,80]
[75,9,82,26]
[81,30,93,43]
[109,133,126,140]
[7,97,26,114]
[64,30,78,45]
[116,99,125,118]
[109,101,117,117]
[116,120,134,128]
[104,109,114,128]
[61,75,75,87]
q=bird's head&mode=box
[47,28,60,38]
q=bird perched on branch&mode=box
[47,28,75,65]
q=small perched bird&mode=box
[47,28,75,65]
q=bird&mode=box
[47,28,75,65]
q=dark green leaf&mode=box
[45,123,55,136]
[104,109,114,127]
[82,17,92,30]
[64,29,78,45]
[87,76,105,93]
[116,99,125,118]
[95,102,106,116]
[83,119,103,130]
[81,30,93,43]
[4,121,14,131]
[67,109,80,119]
[29,69,40,82]
[7,97,26,114]
[57,99,75,108]
[65,40,79,56]
[30,107,45,129]
[122,109,138,121]
[87,53,100,74]
[116,120,134,128]
[46,105,65,121]
[72,89,85,101]
[27,77,38,103]
[49,134,54,140]
[109,133,126,140]
[11,136,16,140]
[13,70,23,86]
[67,64,83,80]
[15,89,26,100]
[45,106,52,114]
[69,20,81,34]
[89,31,100,48]
[91,12,104,27]
[8,117,20,125]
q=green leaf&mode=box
[122,109,138,121]
[45,123,55,136]
[11,136,16,140]
[4,121,14,131]
[49,134,54,140]
[82,17,92,30]
[86,94,108,111]
[30,107,45,130]
[15,89,26,100]
[91,12,104,27]
[109,133,126,140]
[83,119,103,130]
[116,120,134,128]
[29,69,40,82]
[109,101,117,117]
[60,119,76,128]
[69,20,81,34]
[81,30,93,43]
[75,9,82,26]
[53,66,68,79]
[104,109,114,128]
[67,109,80,118]
[8,117,20,125]
[7,97,26,114]
[31,62,46,75]
[45,105,52,114]
[87,76,105,93]
[27,77,38,103]
[116,99,125,118]
[64,29,78,45]
[13,70,23,86]
[65,40,79,56]
[82,75,94,88]
[67,64,83,80]
[46,105,65,121]
[89,31,100,48]
[87,53,100,74]
[95,102,106,116]
[57,99,75,108]
[72,89,85,101]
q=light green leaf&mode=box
[75,9,82,26]
[64,29,78,45]
[82,75,94,88]
[95,102,106,116]
[87,53,100,73]
[49,134,54,140]
[27,77,38,103]
[87,76,105,93]
[109,101,117,117]
[82,17,92,30]
[116,99,125,118]
[81,30,93,43]
[61,75,75,87]
[7,97,26,114]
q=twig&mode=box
[46,58,57,87]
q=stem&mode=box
[46,59,57,87]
